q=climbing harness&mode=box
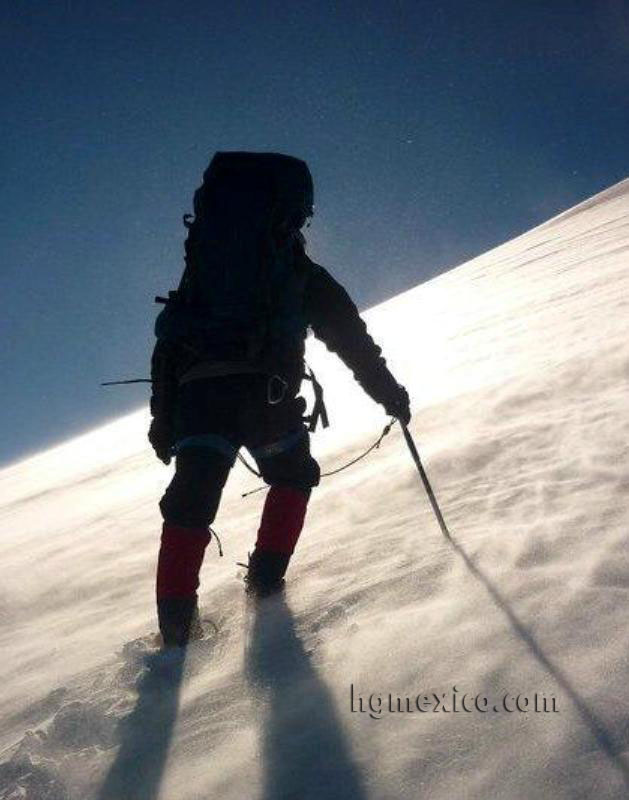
[239,418,397,498]
[101,375,396,498]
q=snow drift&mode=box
[1,178,628,799]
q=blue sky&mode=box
[1,1,628,466]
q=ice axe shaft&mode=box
[401,422,451,541]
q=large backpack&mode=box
[155,151,314,374]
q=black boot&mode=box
[244,550,290,598]
[157,596,204,648]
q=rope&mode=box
[237,452,263,479]
[240,419,397,498]
[321,419,395,477]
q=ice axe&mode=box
[400,422,452,541]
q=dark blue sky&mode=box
[2,1,628,466]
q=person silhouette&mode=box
[148,152,410,647]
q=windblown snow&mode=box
[1,179,628,800]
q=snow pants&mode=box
[156,374,320,606]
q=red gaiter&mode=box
[156,524,211,599]
[255,486,309,555]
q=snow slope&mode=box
[1,179,629,799]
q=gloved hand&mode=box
[148,417,175,465]
[383,384,411,426]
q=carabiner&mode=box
[267,374,288,405]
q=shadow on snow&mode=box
[245,595,367,800]
[95,649,185,800]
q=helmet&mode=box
[197,151,314,229]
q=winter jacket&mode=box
[149,244,404,437]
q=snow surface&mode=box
[1,179,629,799]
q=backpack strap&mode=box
[303,365,329,432]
